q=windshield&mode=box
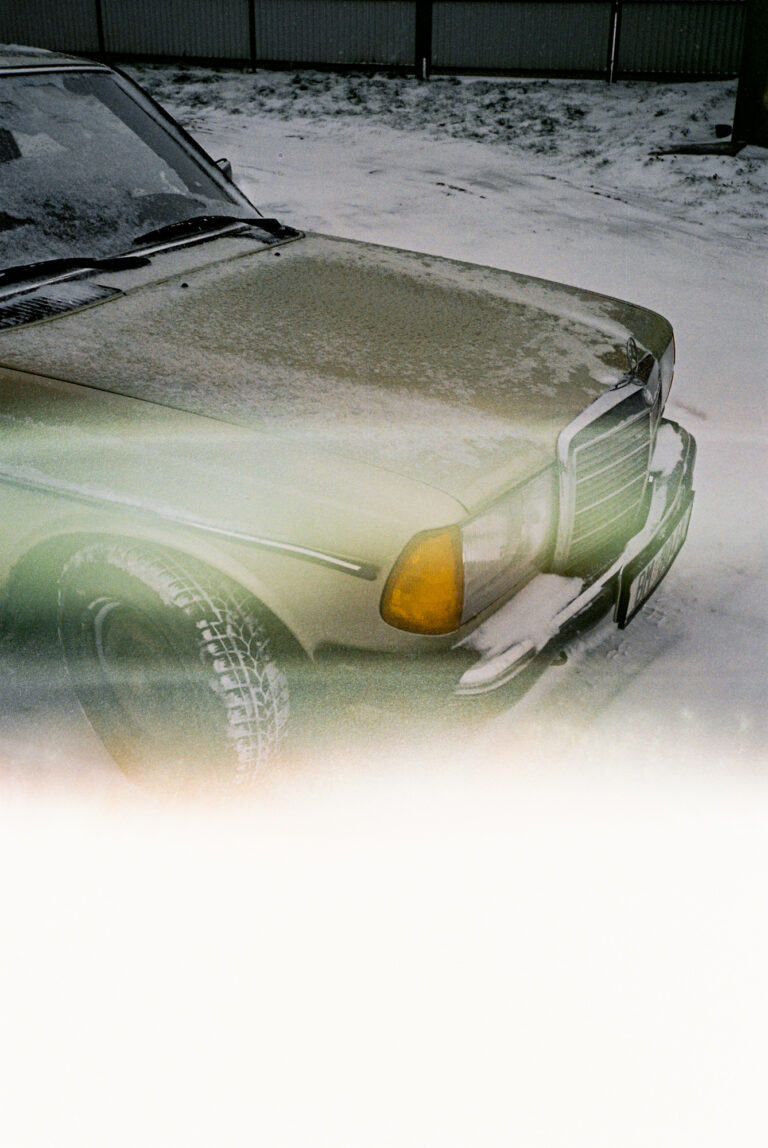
[0,69,259,266]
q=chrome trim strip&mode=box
[0,467,379,581]
[0,65,109,75]
[130,221,259,260]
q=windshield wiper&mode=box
[0,254,151,291]
[131,213,299,248]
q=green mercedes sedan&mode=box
[0,46,696,785]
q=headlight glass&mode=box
[461,466,556,622]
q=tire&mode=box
[57,541,290,790]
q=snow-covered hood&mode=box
[0,232,672,507]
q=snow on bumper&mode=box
[455,419,696,695]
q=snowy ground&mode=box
[2,67,768,1148]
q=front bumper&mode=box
[455,419,696,695]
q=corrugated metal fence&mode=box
[432,3,612,73]
[0,0,746,78]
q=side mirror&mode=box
[215,157,233,180]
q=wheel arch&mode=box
[3,531,311,667]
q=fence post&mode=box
[95,0,106,56]
[248,0,257,67]
[415,0,432,79]
[607,0,622,82]
[733,0,768,145]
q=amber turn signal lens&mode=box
[380,527,463,634]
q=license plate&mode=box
[616,494,694,627]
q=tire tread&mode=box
[59,541,290,783]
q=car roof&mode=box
[0,44,105,72]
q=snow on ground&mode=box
[2,66,768,1148]
[135,67,767,233]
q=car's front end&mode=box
[452,389,695,694]
[0,46,696,781]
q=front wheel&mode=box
[57,542,290,790]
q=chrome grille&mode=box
[556,390,653,574]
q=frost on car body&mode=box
[0,47,696,782]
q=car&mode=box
[0,46,696,786]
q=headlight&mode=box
[380,467,556,634]
[461,466,556,621]
[659,336,675,406]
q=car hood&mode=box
[0,232,671,508]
